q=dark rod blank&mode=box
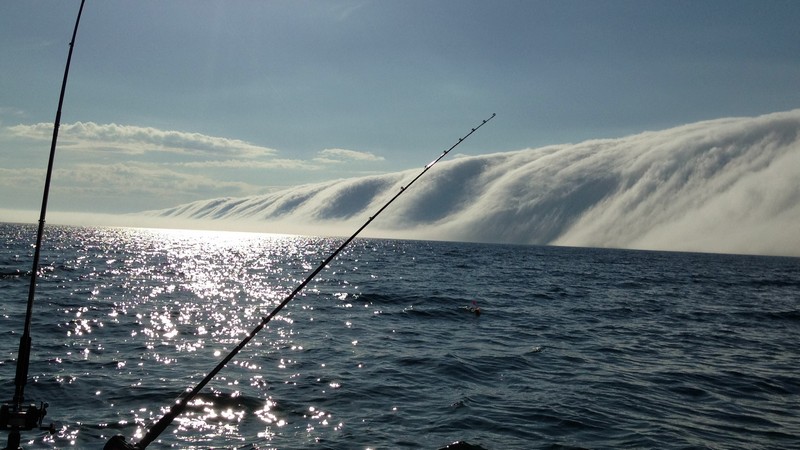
[131,112,496,449]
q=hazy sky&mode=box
[1,0,799,217]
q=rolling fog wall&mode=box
[148,110,800,256]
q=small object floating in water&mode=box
[530,346,543,353]
[467,300,481,316]
[438,440,487,450]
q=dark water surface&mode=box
[1,223,799,449]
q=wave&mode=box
[144,110,800,257]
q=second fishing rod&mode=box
[105,112,496,449]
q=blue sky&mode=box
[1,0,799,218]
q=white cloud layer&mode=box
[8,121,278,158]
[314,148,385,163]
[145,110,800,257]
[0,120,392,212]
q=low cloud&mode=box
[314,148,385,163]
[0,167,41,186]
[176,158,310,170]
[57,162,259,196]
[2,121,387,210]
[0,106,27,121]
[8,121,279,158]
[147,109,800,257]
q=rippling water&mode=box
[1,222,799,449]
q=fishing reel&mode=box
[0,402,49,431]
[0,401,55,450]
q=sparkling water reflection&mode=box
[1,223,799,449]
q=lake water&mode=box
[1,222,799,449]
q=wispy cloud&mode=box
[0,107,27,119]
[327,1,370,21]
[0,167,42,187]
[0,121,388,212]
[314,148,385,164]
[55,162,260,197]
[8,122,279,158]
[6,122,388,171]
[176,158,310,170]
[0,162,266,213]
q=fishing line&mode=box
[2,1,86,449]
[112,113,496,449]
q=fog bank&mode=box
[146,110,800,257]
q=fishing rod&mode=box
[1,1,87,449]
[105,113,496,450]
